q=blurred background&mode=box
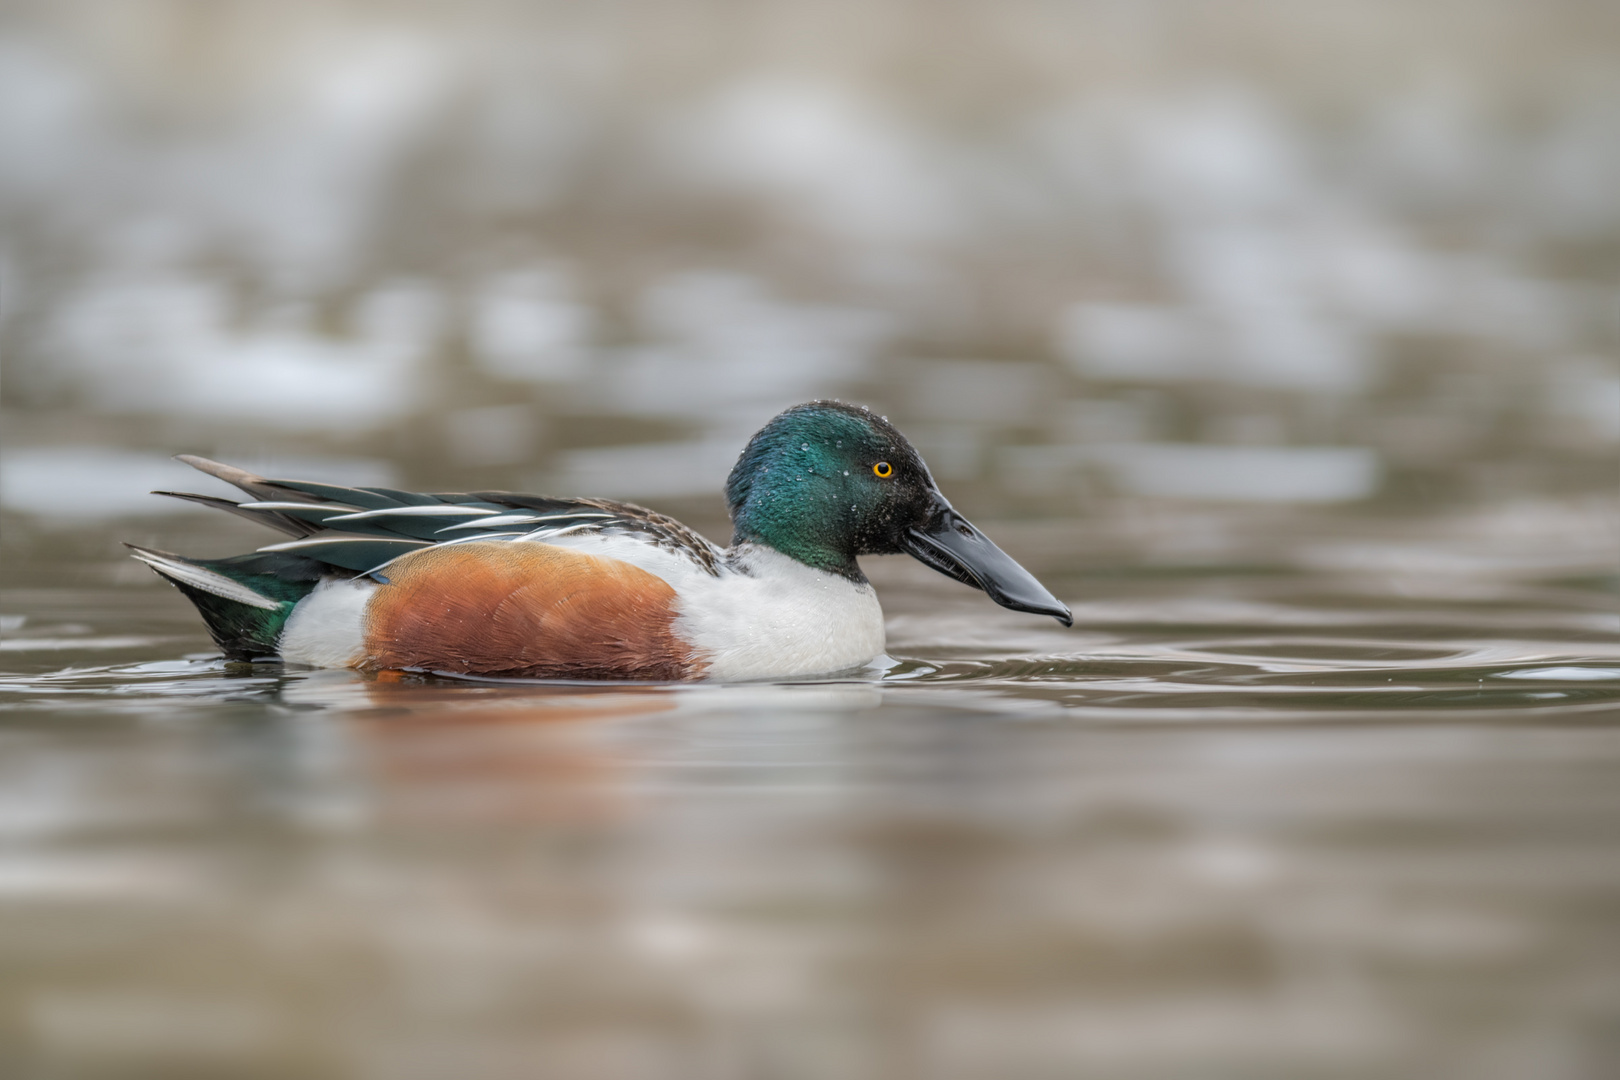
[2,0,1615,536]
[2,3,1619,1079]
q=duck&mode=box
[129,400,1071,681]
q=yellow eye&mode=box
[873,461,893,478]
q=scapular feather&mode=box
[257,535,432,572]
[162,455,723,576]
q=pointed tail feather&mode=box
[127,545,280,609]
[173,455,299,504]
[149,491,321,538]
[127,544,324,659]
[163,456,389,536]
[172,455,409,512]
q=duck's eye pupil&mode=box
[873,462,892,478]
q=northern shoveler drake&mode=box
[129,401,1071,681]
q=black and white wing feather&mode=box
[159,456,724,576]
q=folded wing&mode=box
[160,455,723,577]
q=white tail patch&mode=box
[279,577,372,668]
[128,548,281,611]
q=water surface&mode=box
[3,503,1617,1080]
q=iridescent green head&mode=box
[725,401,1071,625]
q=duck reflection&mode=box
[276,669,677,826]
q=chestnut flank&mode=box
[363,542,701,680]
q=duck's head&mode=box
[726,401,1072,626]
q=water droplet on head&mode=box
[842,470,849,476]
[801,443,809,451]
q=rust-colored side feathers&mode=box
[364,542,701,680]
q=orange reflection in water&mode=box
[342,675,677,827]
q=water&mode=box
[4,1,1620,1076]
[3,499,1618,1079]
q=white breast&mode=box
[672,545,886,681]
